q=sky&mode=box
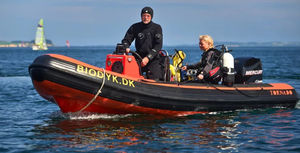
[1,0,300,46]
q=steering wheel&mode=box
[129,51,143,61]
[128,51,143,75]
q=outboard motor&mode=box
[221,45,235,86]
[234,57,263,84]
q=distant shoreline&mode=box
[1,40,300,48]
[166,41,300,47]
[0,40,54,48]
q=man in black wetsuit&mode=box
[122,6,164,80]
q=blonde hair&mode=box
[199,35,214,48]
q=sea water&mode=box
[0,46,299,153]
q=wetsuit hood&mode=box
[141,7,153,18]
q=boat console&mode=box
[105,44,142,78]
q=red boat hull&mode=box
[33,80,205,116]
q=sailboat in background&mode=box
[32,18,48,51]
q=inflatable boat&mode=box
[29,49,299,116]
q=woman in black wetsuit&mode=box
[182,35,222,84]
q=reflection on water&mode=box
[237,109,298,151]
[263,110,295,149]
[31,109,299,152]
[32,113,179,152]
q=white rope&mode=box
[77,68,106,113]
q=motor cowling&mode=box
[222,51,235,86]
[234,57,263,84]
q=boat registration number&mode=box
[270,90,293,96]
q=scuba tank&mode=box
[221,45,235,86]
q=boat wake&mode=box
[295,100,300,109]
[50,111,134,120]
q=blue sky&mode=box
[1,0,300,46]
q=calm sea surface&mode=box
[0,46,300,153]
